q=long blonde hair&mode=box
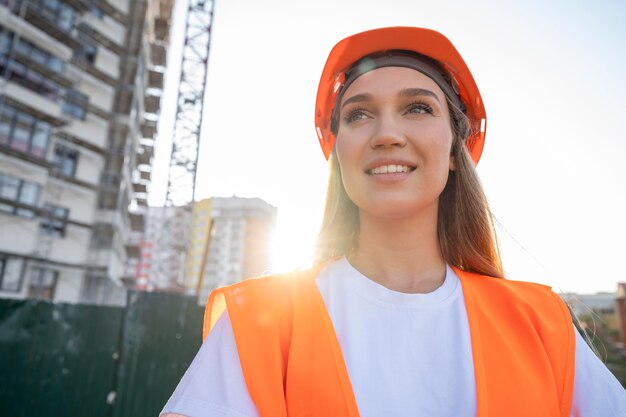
[314,98,504,278]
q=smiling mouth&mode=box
[366,164,416,175]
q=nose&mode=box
[369,113,406,150]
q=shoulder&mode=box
[456,268,572,333]
[205,267,321,337]
[457,268,565,308]
[217,268,316,300]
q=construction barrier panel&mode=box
[0,291,204,417]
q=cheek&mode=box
[418,125,454,161]
[334,135,359,173]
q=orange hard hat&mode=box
[314,27,486,164]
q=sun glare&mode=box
[269,205,323,274]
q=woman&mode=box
[161,27,626,417]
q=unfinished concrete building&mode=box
[0,0,175,305]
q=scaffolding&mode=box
[155,0,215,290]
[165,0,215,207]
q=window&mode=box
[0,174,19,213]
[31,121,50,158]
[0,57,60,100]
[0,256,25,292]
[0,105,15,146]
[62,89,88,120]
[53,145,79,177]
[57,3,76,31]
[74,40,97,65]
[28,267,58,299]
[40,203,69,237]
[17,182,40,217]
[74,33,98,65]
[0,104,51,159]
[10,35,66,74]
[91,6,103,18]
[12,113,34,153]
[39,0,76,32]
[0,172,40,218]
[0,32,10,54]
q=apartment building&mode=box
[0,0,174,305]
[130,204,191,293]
[183,197,211,294]
[188,197,277,302]
[129,197,276,301]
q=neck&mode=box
[349,207,446,294]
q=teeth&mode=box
[370,165,412,175]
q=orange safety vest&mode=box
[203,265,575,417]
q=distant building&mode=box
[561,292,617,317]
[184,197,277,302]
[183,198,212,294]
[616,284,626,347]
[130,205,191,292]
[563,291,623,349]
[0,0,174,305]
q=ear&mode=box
[449,154,456,171]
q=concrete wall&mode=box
[0,214,38,255]
[62,114,109,149]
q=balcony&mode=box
[129,212,145,232]
[12,55,70,88]
[147,69,164,90]
[70,56,117,87]
[77,22,124,55]
[159,0,175,21]
[1,0,81,49]
[4,34,72,88]
[150,42,167,67]
[3,82,63,122]
[139,169,151,181]
[144,94,160,114]
[135,150,151,166]
[131,180,147,194]
[140,119,157,138]
[135,195,147,206]
[125,242,140,259]
[154,17,169,41]
[96,0,127,24]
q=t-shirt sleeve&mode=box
[160,310,259,417]
[570,327,626,416]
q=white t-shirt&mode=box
[161,257,626,417]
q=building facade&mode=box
[183,198,211,294]
[187,197,277,303]
[129,197,276,302]
[130,204,191,293]
[0,0,174,305]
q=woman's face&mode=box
[335,66,455,220]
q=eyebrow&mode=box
[341,93,372,109]
[341,88,440,109]
[399,88,441,103]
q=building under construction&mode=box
[131,197,277,302]
[0,0,175,305]
[188,197,276,302]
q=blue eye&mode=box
[407,101,434,115]
[343,107,369,123]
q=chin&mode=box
[359,198,440,221]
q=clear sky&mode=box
[150,0,626,294]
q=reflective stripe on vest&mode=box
[203,265,575,417]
